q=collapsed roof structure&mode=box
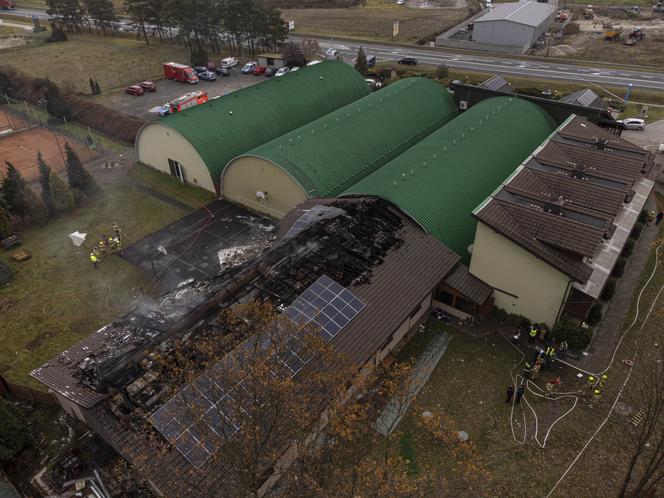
[31,198,490,497]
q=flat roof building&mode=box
[472,1,556,54]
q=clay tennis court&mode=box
[0,110,98,183]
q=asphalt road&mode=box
[305,38,664,92]
[6,7,664,91]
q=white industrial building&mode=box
[472,1,556,53]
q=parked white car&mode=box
[617,117,646,130]
[240,61,257,74]
[275,66,290,77]
[220,57,238,69]
[306,60,322,66]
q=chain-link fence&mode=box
[1,94,105,153]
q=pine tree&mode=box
[64,142,99,195]
[0,204,11,239]
[89,77,95,94]
[49,171,76,212]
[23,185,49,224]
[45,80,72,121]
[37,153,55,215]
[1,161,29,219]
[355,46,368,77]
[94,80,101,95]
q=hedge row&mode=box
[0,65,145,144]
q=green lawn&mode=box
[0,32,190,93]
[382,206,664,496]
[130,162,216,209]
[0,183,188,388]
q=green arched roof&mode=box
[342,97,557,260]
[143,61,370,190]
[227,78,459,198]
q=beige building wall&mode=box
[221,156,309,219]
[469,221,571,326]
[136,123,216,192]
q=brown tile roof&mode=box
[443,263,493,305]
[536,140,645,183]
[557,115,644,152]
[523,165,628,215]
[30,327,110,408]
[475,200,593,283]
[494,198,606,257]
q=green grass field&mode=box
[0,32,190,93]
[0,183,188,388]
[381,199,664,496]
[130,162,216,209]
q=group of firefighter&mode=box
[90,222,123,269]
[507,324,607,408]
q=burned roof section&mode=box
[474,115,654,284]
[30,198,455,408]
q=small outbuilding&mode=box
[472,1,556,53]
[257,53,286,69]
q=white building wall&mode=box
[469,221,571,326]
[136,123,216,192]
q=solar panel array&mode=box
[482,75,508,92]
[283,275,365,341]
[577,89,599,108]
[150,274,365,468]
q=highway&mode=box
[312,38,664,92]
[5,7,664,91]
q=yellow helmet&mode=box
[602,374,608,380]
[588,376,595,382]
[594,389,601,395]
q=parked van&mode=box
[220,57,238,69]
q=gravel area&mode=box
[97,67,263,121]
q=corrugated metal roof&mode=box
[475,1,556,27]
[228,78,458,198]
[139,61,369,190]
[342,97,557,260]
[443,262,493,305]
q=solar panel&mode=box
[481,75,508,92]
[577,89,599,108]
[284,275,365,341]
[150,275,364,468]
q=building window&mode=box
[168,159,185,183]
[435,289,455,306]
[267,57,275,66]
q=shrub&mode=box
[492,307,508,322]
[46,22,68,43]
[63,94,145,143]
[630,222,644,240]
[622,238,635,258]
[563,22,580,35]
[505,313,530,328]
[586,303,603,326]
[601,278,617,301]
[612,257,627,278]
[552,319,593,350]
[0,398,30,464]
[638,210,648,224]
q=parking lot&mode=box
[99,67,263,121]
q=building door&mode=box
[168,159,185,183]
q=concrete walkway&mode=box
[374,332,451,436]
[569,177,662,373]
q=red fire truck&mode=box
[0,0,17,9]
[168,91,209,113]
[162,62,199,84]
